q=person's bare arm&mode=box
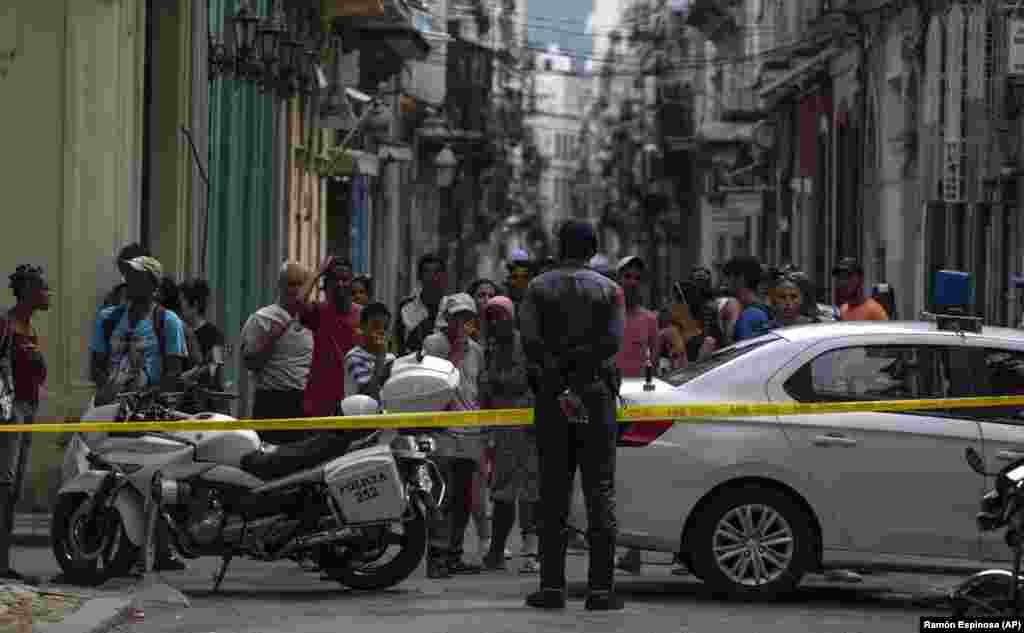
[242,319,289,372]
[161,356,183,393]
[300,256,335,307]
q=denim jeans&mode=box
[428,456,479,563]
[0,401,37,568]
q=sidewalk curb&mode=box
[12,533,50,547]
[13,513,51,547]
[42,597,133,633]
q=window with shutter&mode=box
[985,11,997,120]
[943,3,966,204]
[923,15,943,201]
[801,0,818,34]
[965,4,986,202]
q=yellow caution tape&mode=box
[1,395,1024,433]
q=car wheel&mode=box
[689,484,815,600]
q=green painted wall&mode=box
[208,0,278,398]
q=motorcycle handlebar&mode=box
[196,388,239,400]
[114,387,238,403]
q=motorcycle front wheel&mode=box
[51,494,139,585]
[318,502,428,591]
[950,569,1024,617]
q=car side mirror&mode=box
[966,446,989,476]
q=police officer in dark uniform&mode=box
[519,220,626,611]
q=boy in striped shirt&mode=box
[343,302,396,403]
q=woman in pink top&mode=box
[614,256,659,378]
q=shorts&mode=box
[489,428,539,504]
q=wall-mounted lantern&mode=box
[435,146,459,187]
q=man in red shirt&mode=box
[301,256,363,419]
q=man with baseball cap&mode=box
[90,256,189,406]
[505,249,534,309]
[422,293,487,577]
[88,255,190,573]
[833,257,888,321]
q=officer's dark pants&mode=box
[535,376,617,592]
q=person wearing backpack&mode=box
[723,256,773,342]
[88,256,190,573]
[89,256,189,406]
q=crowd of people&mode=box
[0,235,893,590]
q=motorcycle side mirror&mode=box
[966,447,989,476]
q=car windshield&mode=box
[662,334,784,388]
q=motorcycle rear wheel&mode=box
[319,503,428,591]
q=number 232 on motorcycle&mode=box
[339,471,387,505]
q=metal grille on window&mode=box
[924,15,943,201]
[942,3,966,203]
[965,3,986,202]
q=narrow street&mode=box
[11,544,957,633]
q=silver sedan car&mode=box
[587,320,1024,599]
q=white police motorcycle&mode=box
[52,354,460,590]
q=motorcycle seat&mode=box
[240,431,371,481]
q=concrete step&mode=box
[13,513,50,546]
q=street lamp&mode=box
[210,0,327,100]
[232,0,261,75]
[435,146,458,187]
[434,145,461,284]
[258,8,285,71]
[279,35,301,83]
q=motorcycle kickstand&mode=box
[211,553,233,593]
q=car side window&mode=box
[784,345,958,404]
[964,348,1024,424]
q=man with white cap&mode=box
[504,249,534,309]
[588,254,613,278]
[422,293,487,577]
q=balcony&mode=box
[334,0,432,91]
[684,0,741,43]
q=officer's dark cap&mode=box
[558,220,598,260]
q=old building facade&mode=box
[574,0,1024,324]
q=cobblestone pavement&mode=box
[11,544,962,633]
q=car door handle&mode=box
[997,450,1024,461]
[813,433,859,447]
